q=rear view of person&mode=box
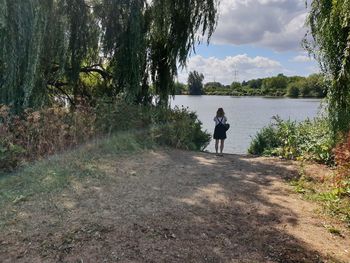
[213,108,227,156]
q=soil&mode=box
[1,150,349,262]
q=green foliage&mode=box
[242,78,263,90]
[95,99,148,134]
[297,118,334,163]
[174,82,187,95]
[305,0,350,133]
[287,82,300,98]
[96,101,212,151]
[333,132,350,194]
[0,0,50,113]
[203,85,233,95]
[150,107,211,151]
[230,81,241,89]
[0,104,97,168]
[247,126,279,156]
[0,131,151,228]
[262,74,288,94]
[188,71,205,95]
[286,74,328,98]
[149,0,218,104]
[0,101,210,171]
[249,116,334,164]
[0,139,25,171]
[205,82,223,89]
[0,0,219,111]
[202,74,328,97]
[249,117,301,159]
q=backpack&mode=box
[218,117,230,131]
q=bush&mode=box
[0,139,25,171]
[297,118,334,164]
[249,116,334,163]
[333,132,350,192]
[248,117,298,157]
[0,101,210,171]
[287,83,300,98]
[0,106,26,170]
[248,125,279,155]
[95,99,149,133]
[149,107,211,151]
[0,103,112,170]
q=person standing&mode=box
[213,108,227,156]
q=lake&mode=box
[171,96,323,154]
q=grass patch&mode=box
[0,131,153,228]
[290,163,350,227]
[323,224,343,236]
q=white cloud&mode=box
[306,65,320,75]
[212,0,308,51]
[290,54,313,62]
[178,54,285,84]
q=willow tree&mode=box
[0,0,51,113]
[0,0,6,93]
[0,0,101,111]
[96,0,148,103]
[0,0,219,111]
[97,0,219,105]
[304,0,350,133]
[149,0,218,105]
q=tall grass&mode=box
[0,132,151,228]
[0,101,210,172]
[248,116,334,164]
[249,116,350,225]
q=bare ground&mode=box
[1,149,350,262]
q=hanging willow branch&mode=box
[149,0,219,105]
[0,0,219,112]
[304,0,350,134]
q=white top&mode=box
[214,116,227,126]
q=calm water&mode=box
[171,96,322,154]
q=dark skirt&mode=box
[213,124,227,140]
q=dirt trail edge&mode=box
[1,149,349,262]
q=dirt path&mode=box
[1,150,350,262]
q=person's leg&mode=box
[220,139,225,155]
[215,139,219,154]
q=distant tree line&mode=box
[178,72,327,98]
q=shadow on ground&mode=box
[0,150,347,262]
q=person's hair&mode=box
[216,108,225,117]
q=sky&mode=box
[177,0,319,85]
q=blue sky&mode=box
[178,0,319,84]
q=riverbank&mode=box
[171,96,321,154]
[178,92,325,98]
[1,137,349,262]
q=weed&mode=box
[323,224,342,236]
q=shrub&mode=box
[0,101,210,171]
[0,139,25,171]
[249,116,298,158]
[297,118,334,164]
[149,107,211,151]
[0,106,25,170]
[249,116,334,163]
[0,104,96,170]
[95,99,148,133]
[287,83,300,98]
[333,132,350,192]
[248,125,279,155]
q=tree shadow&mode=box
[0,150,346,262]
[104,150,340,262]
